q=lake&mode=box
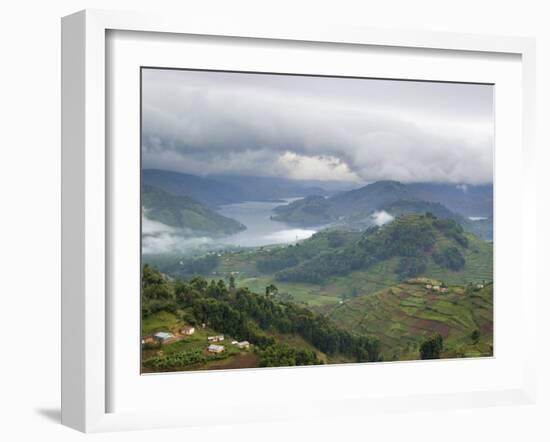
[142,198,321,255]
[218,198,318,247]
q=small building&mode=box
[153,332,175,343]
[231,340,239,345]
[476,283,484,289]
[180,325,195,336]
[208,335,224,342]
[236,341,250,350]
[208,344,225,353]
[433,285,441,292]
[425,284,432,289]
[441,287,448,293]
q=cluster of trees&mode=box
[275,247,366,284]
[174,254,220,277]
[432,218,469,247]
[396,256,428,280]
[419,334,444,359]
[142,265,382,365]
[144,349,208,371]
[255,230,360,277]
[256,254,299,273]
[432,246,465,271]
[257,344,322,367]
[368,216,436,259]
[141,264,178,317]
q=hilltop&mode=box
[142,184,246,235]
[273,214,489,285]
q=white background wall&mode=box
[0,1,547,441]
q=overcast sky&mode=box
[142,68,494,184]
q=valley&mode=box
[141,170,493,372]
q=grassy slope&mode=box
[142,184,245,234]
[329,281,493,361]
[210,231,492,308]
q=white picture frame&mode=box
[61,9,537,433]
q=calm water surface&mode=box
[218,198,318,247]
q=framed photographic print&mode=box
[139,68,495,373]
[61,9,537,432]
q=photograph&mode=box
[140,68,494,373]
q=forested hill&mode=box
[260,214,492,285]
[142,184,245,235]
[141,265,381,371]
[271,180,493,239]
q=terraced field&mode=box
[329,280,493,361]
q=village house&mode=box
[432,285,441,292]
[476,283,485,289]
[236,341,250,350]
[231,340,239,345]
[208,344,225,353]
[208,335,224,342]
[180,325,195,336]
[425,284,432,289]
[153,332,175,344]
[441,287,448,293]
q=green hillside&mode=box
[141,265,379,372]
[141,213,493,369]
[329,280,493,361]
[271,195,332,225]
[272,180,413,226]
[273,214,491,285]
[142,184,245,235]
[158,215,492,309]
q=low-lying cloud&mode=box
[371,210,395,227]
[142,69,494,185]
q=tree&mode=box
[471,329,480,344]
[419,334,444,359]
[265,284,278,297]
[229,275,236,291]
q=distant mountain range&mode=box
[142,169,350,207]
[142,184,245,235]
[142,169,493,239]
[271,180,493,239]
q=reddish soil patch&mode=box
[206,353,259,370]
[411,318,451,338]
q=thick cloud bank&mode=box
[142,69,494,185]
